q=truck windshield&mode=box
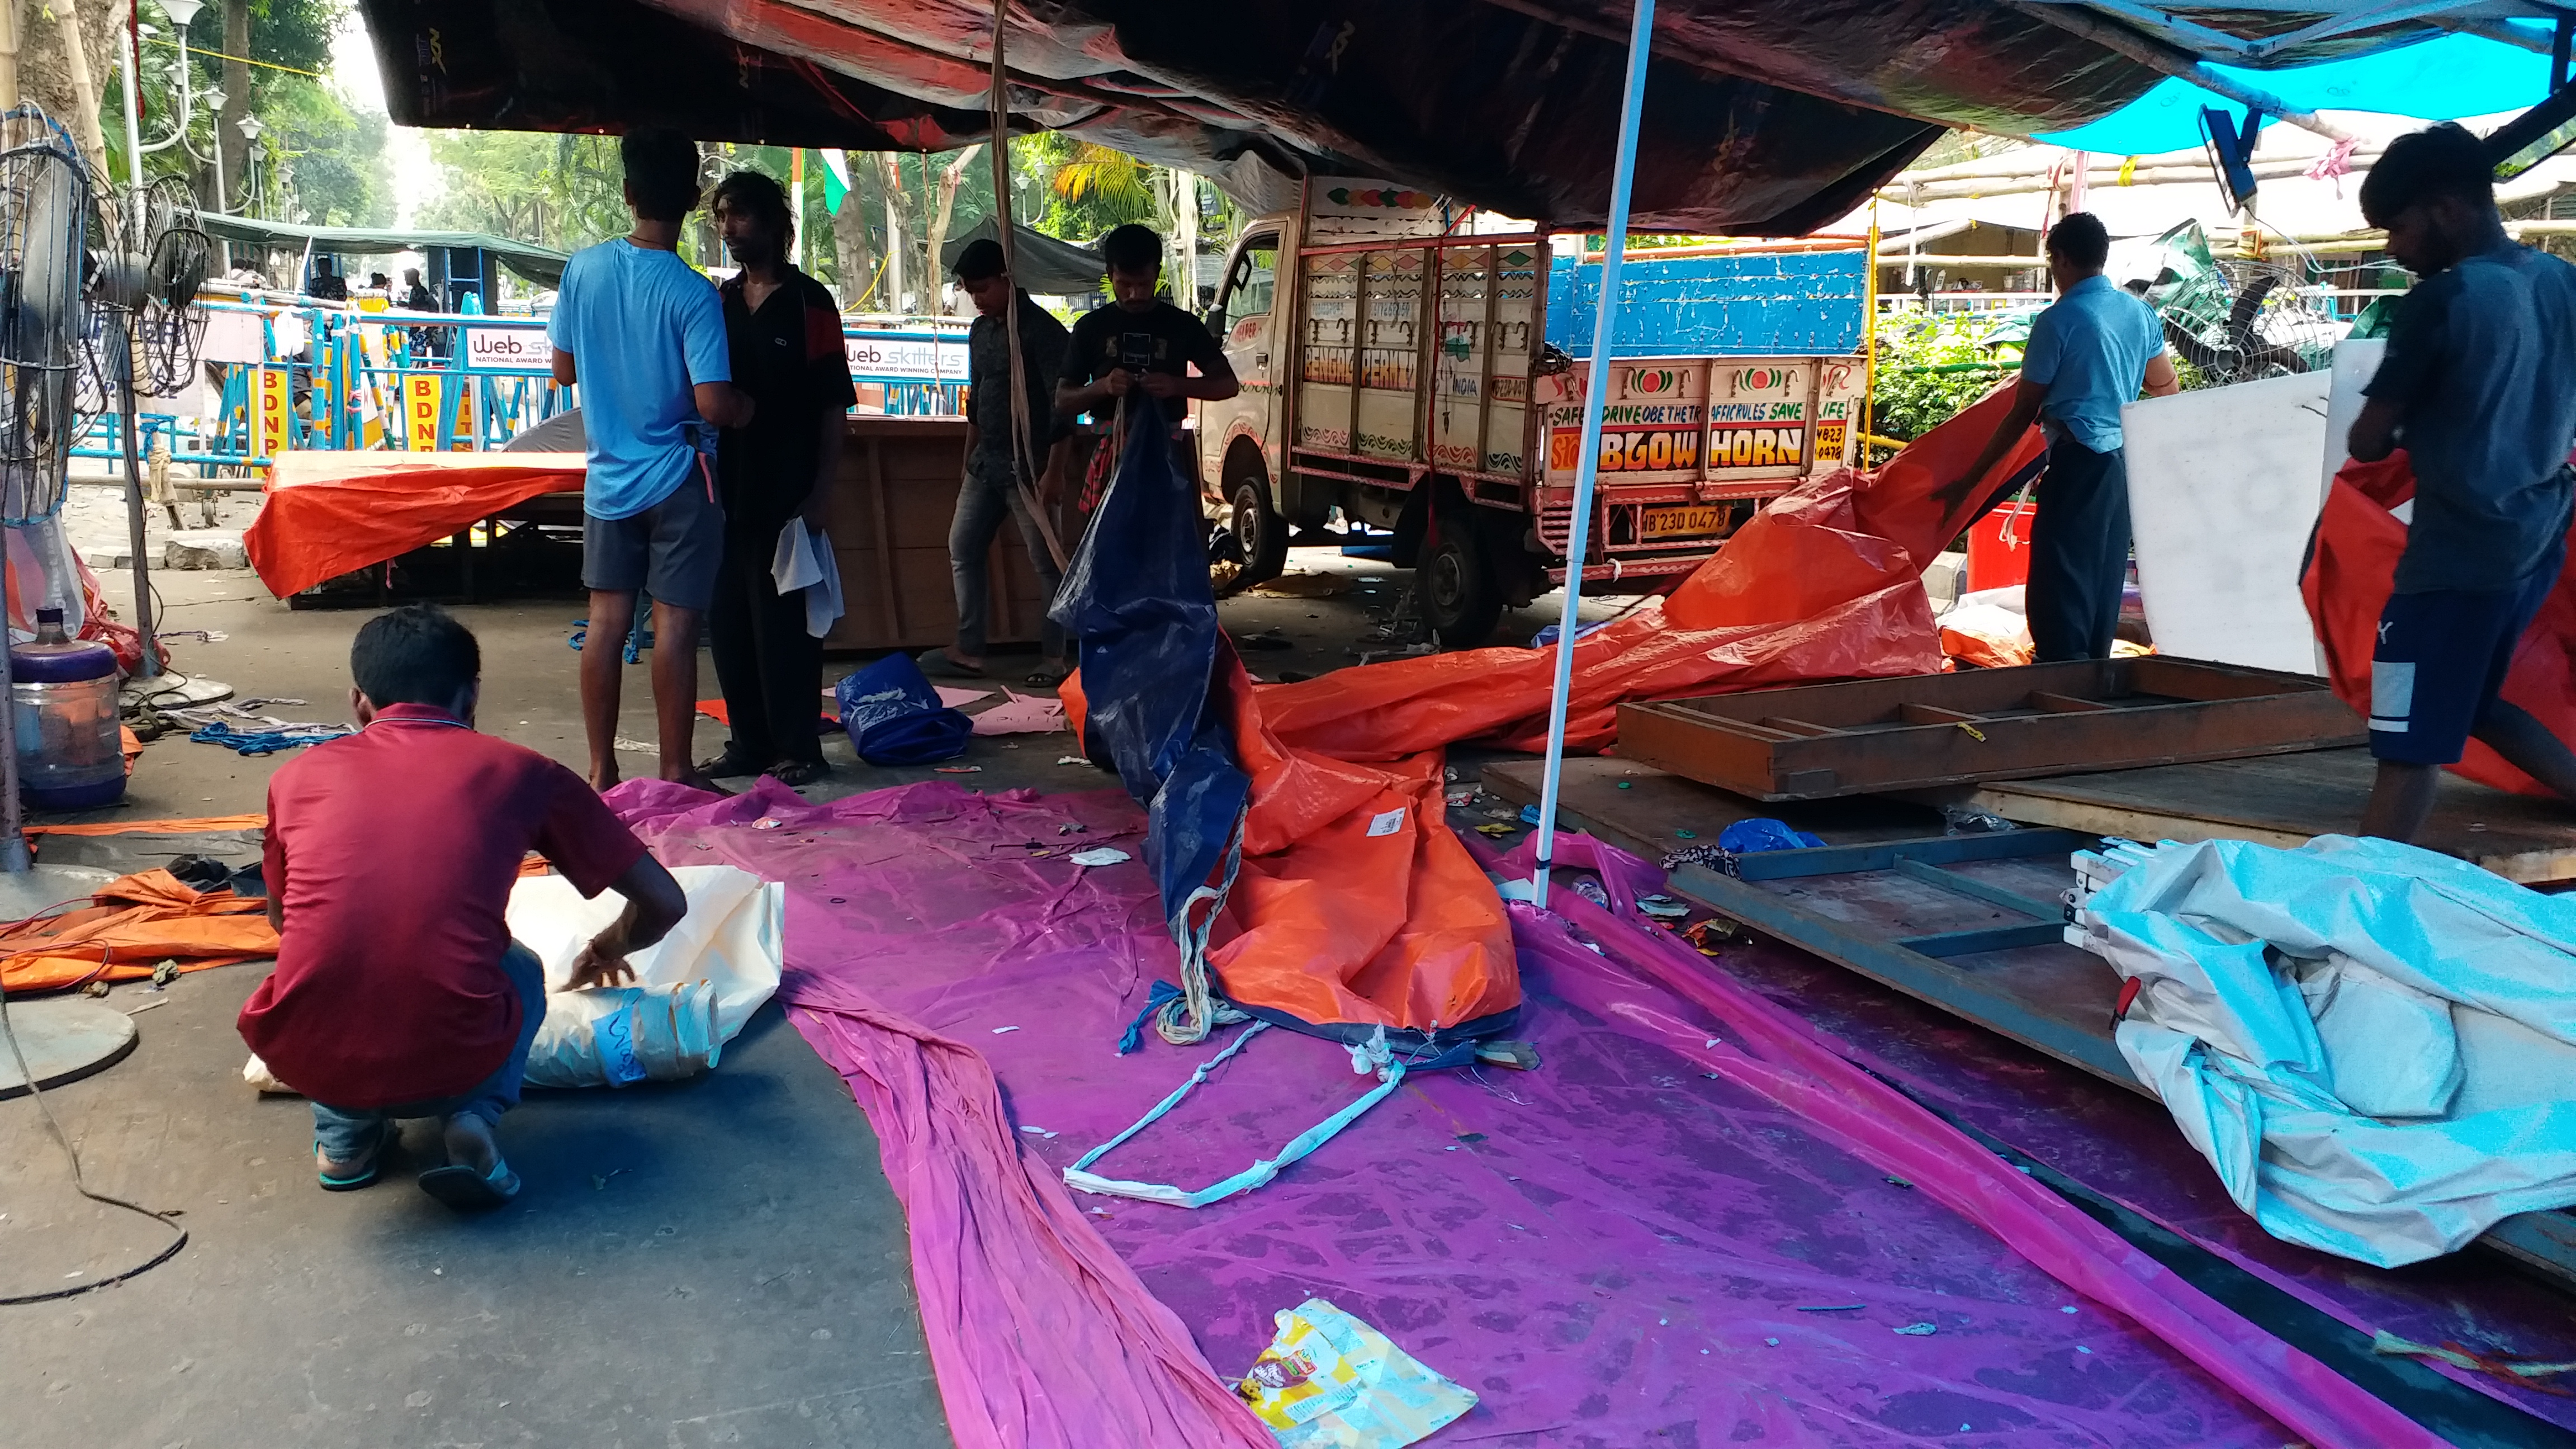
[1224,238,1277,320]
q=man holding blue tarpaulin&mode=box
[1939,212,2180,661]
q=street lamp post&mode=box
[236,110,263,219]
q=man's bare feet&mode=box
[667,769,733,796]
[443,1114,502,1178]
[590,761,621,794]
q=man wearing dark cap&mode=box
[2346,121,2576,842]
[920,236,1076,684]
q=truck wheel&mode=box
[1213,476,1286,597]
[1417,520,1505,648]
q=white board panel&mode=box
[2321,338,2388,503]
[2123,371,2330,675]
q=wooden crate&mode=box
[821,416,1081,653]
[1617,657,2365,801]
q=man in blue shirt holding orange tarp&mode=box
[2346,122,2576,842]
[550,127,755,794]
[1940,212,2180,661]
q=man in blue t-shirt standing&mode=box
[548,127,754,793]
[1941,212,2180,661]
[2346,122,2576,842]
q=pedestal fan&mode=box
[84,173,214,699]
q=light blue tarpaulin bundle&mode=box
[2068,833,2576,1267]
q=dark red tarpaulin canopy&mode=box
[357,0,2169,233]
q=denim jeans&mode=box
[310,941,546,1161]
[949,454,1065,661]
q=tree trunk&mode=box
[16,0,115,178]
[218,0,247,211]
[828,149,874,309]
[924,143,983,315]
[876,151,907,312]
[0,1,23,111]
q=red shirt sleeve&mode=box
[806,294,858,411]
[531,764,649,897]
[261,773,289,911]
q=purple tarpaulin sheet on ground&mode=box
[607,776,2432,1446]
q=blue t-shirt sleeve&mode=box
[2134,296,2167,358]
[546,262,580,352]
[2367,278,2449,404]
[2022,306,2062,387]
[679,281,731,386]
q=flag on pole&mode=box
[821,149,852,213]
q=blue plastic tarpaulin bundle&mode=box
[1051,411,1251,1045]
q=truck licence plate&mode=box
[1641,504,1725,541]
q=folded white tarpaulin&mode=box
[511,865,783,1089]
[2068,834,2576,1267]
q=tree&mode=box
[15,0,121,175]
[1034,135,1157,238]
[921,142,982,304]
[420,129,628,251]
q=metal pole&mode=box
[1530,0,1653,911]
[120,339,159,679]
[0,544,28,872]
[118,12,142,188]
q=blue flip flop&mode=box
[314,1120,394,1192]
[417,1158,523,1211]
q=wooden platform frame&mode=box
[1618,657,2365,801]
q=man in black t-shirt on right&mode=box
[1056,223,1238,492]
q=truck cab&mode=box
[1199,182,1867,648]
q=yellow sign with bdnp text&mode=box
[250,366,290,462]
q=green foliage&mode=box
[268,80,388,226]
[1022,132,1157,240]
[420,130,628,253]
[1868,310,2028,442]
[104,0,387,225]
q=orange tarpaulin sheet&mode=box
[2303,451,2576,797]
[24,813,268,836]
[0,869,275,993]
[245,451,585,598]
[1067,395,2040,1031]
[1249,390,2043,761]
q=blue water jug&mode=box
[13,607,125,808]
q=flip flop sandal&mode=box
[314,1120,395,1192]
[696,746,764,778]
[1023,664,1071,688]
[914,647,986,680]
[418,1158,523,1211]
[767,759,827,787]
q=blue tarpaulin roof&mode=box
[2037,31,2555,155]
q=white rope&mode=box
[1157,800,1253,1045]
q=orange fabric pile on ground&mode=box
[245,452,585,598]
[0,868,276,993]
[1066,395,2042,1033]
[2303,451,2576,797]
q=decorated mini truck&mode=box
[1196,178,1868,647]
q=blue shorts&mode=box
[2369,539,2565,765]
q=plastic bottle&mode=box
[13,607,125,808]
